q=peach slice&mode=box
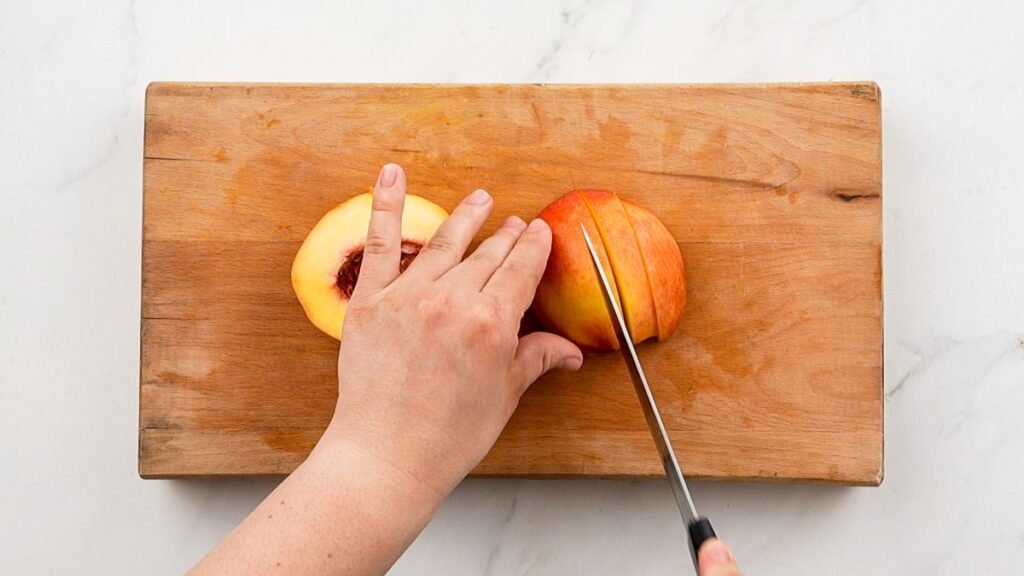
[533,191,620,350]
[291,192,448,339]
[578,189,660,344]
[533,189,685,350]
[623,200,685,340]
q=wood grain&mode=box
[140,83,882,484]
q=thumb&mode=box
[511,332,583,393]
[699,539,742,576]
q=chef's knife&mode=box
[580,225,717,574]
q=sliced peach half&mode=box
[533,189,685,350]
[291,192,448,339]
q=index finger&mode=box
[482,218,552,314]
[353,164,406,295]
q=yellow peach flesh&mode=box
[291,192,448,340]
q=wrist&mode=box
[315,419,462,504]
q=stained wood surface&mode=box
[140,82,882,483]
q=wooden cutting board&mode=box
[140,82,882,484]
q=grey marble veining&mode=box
[2,0,1023,574]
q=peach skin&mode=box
[578,189,660,343]
[533,191,620,350]
[623,200,685,340]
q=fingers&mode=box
[483,218,552,314]
[699,540,742,576]
[406,188,493,280]
[510,332,583,393]
[354,164,407,295]
[442,215,527,290]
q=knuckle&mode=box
[467,302,497,329]
[422,234,457,256]
[371,193,402,214]
[500,257,523,276]
[502,258,538,283]
[420,291,455,322]
[479,292,507,315]
[498,224,524,242]
[466,301,507,343]
[467,248,502,271]
[540,345,559,374]
[362,234,392,256]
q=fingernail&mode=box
[379,164,399,188]
[527,218,548,232]
[505,215,526,229]
[559,355,583,370]
[466,188,491,205]
[701,540,733,564]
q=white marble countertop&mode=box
[3,1,1023,574]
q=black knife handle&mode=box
[688,517,717,568]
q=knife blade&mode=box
[580,224,717,574]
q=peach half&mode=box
[533,189,685,351]
[291,192,448,339]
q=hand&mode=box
[699,539,742,576]
[323,163,584,497]
[191,163,584,576]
